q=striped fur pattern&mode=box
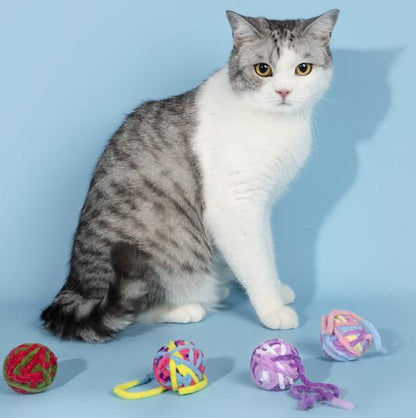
[41,92,217,342]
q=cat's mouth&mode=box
[274,101,299,113]
[277,101,293,108]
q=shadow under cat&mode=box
[271,47,402,318]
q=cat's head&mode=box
[227,10,339,114]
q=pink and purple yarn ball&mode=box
[250,339,355,410]
[153,339,205,390]
[320,310,387,361]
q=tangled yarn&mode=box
[321,310,387,361]
[250,339,354,410]
[3,343,57,394]
[113,340,208,399]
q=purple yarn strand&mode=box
[272,353,350,410]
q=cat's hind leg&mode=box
[137,303,206,323]
[136,271,223,324]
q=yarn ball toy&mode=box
[250,339,355,410]
[3,343,57,394]
[113,340,208,399]
[321,309,387,361]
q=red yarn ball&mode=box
[3,343,58,394]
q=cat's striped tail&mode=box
[40,243,154,343]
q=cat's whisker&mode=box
[329,79,349,89]
[314,95,352,106]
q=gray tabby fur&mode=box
[41,9,338,342]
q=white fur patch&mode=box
[191,67,315,327]
[160,271,223,309]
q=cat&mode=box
[41,9,339,342]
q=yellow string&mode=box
[178,374,208,395]
[167,341,177,351]
[113,379,166,400]
[177,364,198,382]
[169,358,178,391]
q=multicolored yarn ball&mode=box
[113,340,208,399]
[250,339,354,410]
[321,310,387,361]
[3,343,57,394]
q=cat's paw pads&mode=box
[164,303,206,324]
[260,306,299,330]
[280,284,296,304]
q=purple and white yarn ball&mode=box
[250,338,355,411]
[250,339,299,391]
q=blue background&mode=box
[1,1,414,417]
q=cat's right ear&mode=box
[303,9,340,46]
[226,11,262,47]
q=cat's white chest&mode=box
[193,68,312,206]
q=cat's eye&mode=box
[295,63,313,76]
[254,63,272,77]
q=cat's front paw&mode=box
[280,284,296,304]
[259,306,299,330]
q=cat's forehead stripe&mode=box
[264,18,332,67]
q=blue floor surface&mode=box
[0,291,412,418]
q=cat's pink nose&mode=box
[276,89,291,99]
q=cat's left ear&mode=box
[303,9,339,45]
